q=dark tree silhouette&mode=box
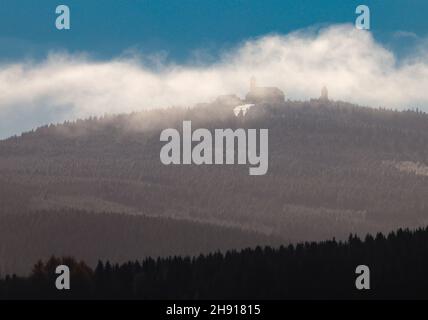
[1,227,428,299]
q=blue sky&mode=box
[0,0,428,139]
[0,0,426,62]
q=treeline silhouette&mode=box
[2,227,428,300]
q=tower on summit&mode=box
[250,77,257,91]
[320,86,329,101]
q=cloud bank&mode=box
[1,24,428,138]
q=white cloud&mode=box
[393,30,418,39]
[1,24,428,138]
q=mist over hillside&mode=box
[1,98,428,273]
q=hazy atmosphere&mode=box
[1,0,428,302]
[1,0,428,138]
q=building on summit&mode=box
[232,77,285,117]
[245,77,285,104]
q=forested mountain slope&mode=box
[0,210,281,275]
[1,99,428,273]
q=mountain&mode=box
[1,98,428,273]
